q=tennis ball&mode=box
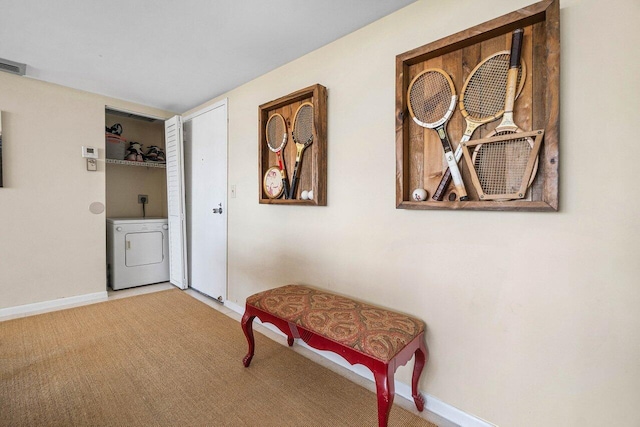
[412,188,428,201]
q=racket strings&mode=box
[266,115,286,150]
[409,72,452,124]
[463,55,524,120]
[474,133,532,195]
[293,105,314,143]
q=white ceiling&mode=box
[0,0,415,113]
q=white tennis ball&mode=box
[412,188,428,201]
[301,190,309,200]
[307,190,313,200]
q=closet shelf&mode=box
[106,158,166,169]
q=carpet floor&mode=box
[0,289,435,426]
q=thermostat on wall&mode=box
[82,146,98,159]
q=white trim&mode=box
[182,98,228,122]
[224,301,495,427]
[223,298,243,314]
[0,291,108,321]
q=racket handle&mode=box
[281,173,290,200]
[276,154,290,199]
[289,162,300,199]
[432,143,465,201]
[446,152,468,201]
[436,126,468,201]
[510,29,524,69]
[433,169,452,201]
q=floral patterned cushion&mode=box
[246,284,425,362]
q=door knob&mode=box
[212,203,223,214]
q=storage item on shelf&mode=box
[125,141,144,162]
[106,132,126,160]
[144,146,166,163]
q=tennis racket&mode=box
[263,166,284,199]
[265,113,289,199]
[432,50,526,200]
[466,28,540,200]
[489,29,526,136]
[288,102,314,199]
[407,68,469,201]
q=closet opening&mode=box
[104,107,170,291]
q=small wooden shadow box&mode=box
[396,0,559,211]
[258,84,327,205]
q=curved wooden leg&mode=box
[241,311,256,367]
[411,339,428,411]
[373,363,394,427]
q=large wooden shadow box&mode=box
[396,0,559,211]
[258,84,327,206]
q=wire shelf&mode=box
[105,158,166,169]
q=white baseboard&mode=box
[224,300,495,427]
[0,291,109,320]
[223,299,243,314]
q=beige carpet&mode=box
[0,289,435,426]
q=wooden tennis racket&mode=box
[432,50,526,200]
[263,166,284,199]
[265,113,289,199]
[288,102,314,199]
[407,68,468,201]
[489,29,527,136]
[463,28,541,200]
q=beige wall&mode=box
[187,0,640,425]
[0,0,638,425]
[105,113,167,218]
[0,72,173,308]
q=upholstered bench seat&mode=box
[241,284,428,427]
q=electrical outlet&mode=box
[138,194,148,204]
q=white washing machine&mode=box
[107,218,170,290]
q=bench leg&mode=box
[373,363,394,427]
[241,311,256,367]
[411,339,428,411]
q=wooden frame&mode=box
[258,84,327,206]
[395,0,559,211]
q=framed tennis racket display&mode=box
[395,0,559,211]
[258,84,327,206]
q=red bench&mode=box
[241,284,428,427]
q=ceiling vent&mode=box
[0,58,27,76]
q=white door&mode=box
[183,100,228,301]
[164,116,189,289]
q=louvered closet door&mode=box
[164,116,188,289]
